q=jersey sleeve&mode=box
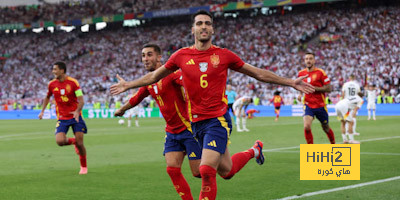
[226,50,245,70]
[46,82,53,98]
[129,87,150,107]
[164,50,181,71]
[320,70,331,85]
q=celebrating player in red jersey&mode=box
[270,91,284,121]
[297,52,335,144]
[110,10,314,200]
[114,44,202,200]
[38,61,88,174]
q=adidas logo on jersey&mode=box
[207,140,217,147]
[186,59,195,65]
[189,152,197,158]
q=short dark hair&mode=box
[305,52,315,57]
[143,43,161,55]
[191,10,213,25]
[54,61,67,73]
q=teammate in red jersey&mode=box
[110,10,314,200]
[270,91,284,121]
[246,109,260,119]
[38,61,88,174]
[114,44,202,200]
[297,52,335,144]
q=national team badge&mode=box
[199,62,208,72]
[60,89,65,95]
[210,54,219,68]
[312,74,317,81]
[66,84,71,93]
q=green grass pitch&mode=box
[0,116,399,200]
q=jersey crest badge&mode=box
[199,62,208,72]
[66,84,71,93]
[210,54,219,68]
[312,74,317,81]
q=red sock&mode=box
[304,129,313,144]
[67,138,76,145]
[79,155,87,168]
[199,165,217,200]
[222,150,253,179]
[277,114,279,119]
[326,128,335,144]
[166,167,193,200]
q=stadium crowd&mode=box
[0,0,237,24]
[1,4,399,110]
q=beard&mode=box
[196,32,212,43]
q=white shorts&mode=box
[367,103,376,110]
[335,103,349,121]
[233,106,245,117]
[125,107,140,117]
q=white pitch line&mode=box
[276,176,400,200]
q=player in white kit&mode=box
[341,75,361,135]
[233,96,252,132]
[335,95,364,144]
[124,90,141,127]
[366,84,377,120]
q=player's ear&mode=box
[191,26,194,35]
[157,55,161,62]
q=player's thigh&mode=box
[200,148,222,169]
[217,147,232,176]
[165,151,185,168]
[55,132,67,144]
[303,115,314,128]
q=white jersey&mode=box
[366,90,377,104]
[233,96,250,116]
[342,80,361,99]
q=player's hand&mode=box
[110,74,128,95]
[293,75,315,94]
[38,112,44,120]
[114,109,125,117]
[70,111,80,122]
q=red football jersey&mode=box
[298,67,330,108]
[164,45,245,122]
[129,71,190,134]
[270,95,284,107]
[47,76,81,120]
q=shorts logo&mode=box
[186,59,195,65]
[199,62,208,72]
[189,152,197,158]
[207,140,217,147]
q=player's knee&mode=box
[304,126,311,132]
[56,140,65,146]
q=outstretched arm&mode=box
[316,84,332,93]
[237,63,315,94]
[110,66,174,95]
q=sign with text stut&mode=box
[300,144,360,180]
